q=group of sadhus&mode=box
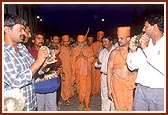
[57,32,104,111]
[53,26,137,111]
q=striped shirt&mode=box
[4,42,37,111]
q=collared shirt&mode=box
[127,35,165,88]
[95,45,116,74]
[4,43,37,111]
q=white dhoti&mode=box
[101,73,115,111]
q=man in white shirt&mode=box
[127,14,165,111]
[95,36,117,111]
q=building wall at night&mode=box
[4,4,40,34]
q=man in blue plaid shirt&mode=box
[3,14,49,111]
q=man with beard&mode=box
[107,27,137,111]
[87,36,94,46]
[4,14,49,111]
[71,35,94,111]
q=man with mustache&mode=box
[29,32,59,111]
[29,32,45,58]
[95,36,116,111]
[4,14,49,111]
[22,24,32,49]
[127,14,164,111]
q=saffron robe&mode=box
[71,45,94,105]
[59,45,74,101]
[90,41,102,95]
[111,48,137,111]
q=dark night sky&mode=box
[36,3,164,38]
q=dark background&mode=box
[36,4,164,38]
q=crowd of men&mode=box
[3,13,165,112]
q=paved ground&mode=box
[57,91,101,111]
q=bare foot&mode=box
[78,103,84,110]
[85,106,91,111]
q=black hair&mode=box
[51,35,59,40]
[4,13,26,27]
[103,35,113,41]
[25,23,30,28]
[32,32,45,40]
[144,14,164,33]
[50,45,59,50]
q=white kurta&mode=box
[127,36,165,88]
[95,46,116,111]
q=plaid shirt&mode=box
[4,42,37,111]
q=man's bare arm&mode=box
[107,50,115,100]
